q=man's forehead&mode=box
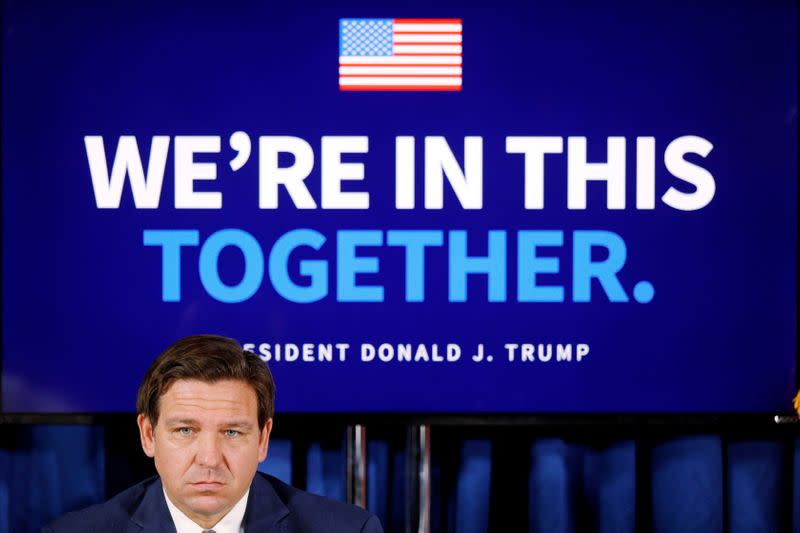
[158,379,258,416]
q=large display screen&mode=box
[3,0,797,413]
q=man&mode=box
[45,334,383,532]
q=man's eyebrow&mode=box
[162,417,200,427]
[224,421,255,430]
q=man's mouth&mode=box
[190,481,225,490]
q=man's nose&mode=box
[194,432,223,467]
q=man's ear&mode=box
[258,418,273,463]
[137,414,156,458]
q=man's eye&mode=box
[177,427,193,436]
[224,429,240,438]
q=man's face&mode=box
[137,379,271,528]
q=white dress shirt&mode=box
[163,488,249,533]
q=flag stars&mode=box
[341,19,392,56]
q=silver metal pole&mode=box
[346,424,367,508]
[406,425,431,533]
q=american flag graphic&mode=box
[339,18,463,91]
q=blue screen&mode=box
[2,0,797,413]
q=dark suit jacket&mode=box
[43,472,383,532]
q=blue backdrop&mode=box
[2,0,797,414]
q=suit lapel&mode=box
[125,474,288,532]
[130,477,178,533]
[242,474,291,532]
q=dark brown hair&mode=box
[136,334,275,428]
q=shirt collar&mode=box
[163,487,250,533]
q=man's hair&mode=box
[136,334,275,429]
